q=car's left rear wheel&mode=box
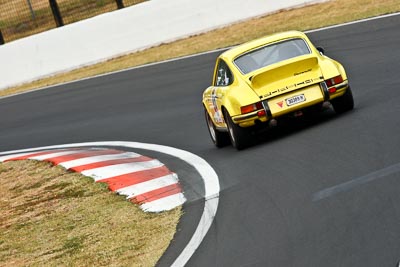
[223,109,251,150]
[205,109,229,148]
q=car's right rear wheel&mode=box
[331,86,354,114]
[223,109,250,150]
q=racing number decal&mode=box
[210,88,224,124]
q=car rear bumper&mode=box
[232,81,349,128]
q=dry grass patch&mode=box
[1,0,399,97]
[0,0,146,42]
[0,160,181,266]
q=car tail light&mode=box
[328,87,337,94]
[257,110,266,117]
[325,75,343,87]
[241,102,263,114]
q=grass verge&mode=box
[0,0,146,43]
[1,0,398,98]
[0,160,181,266]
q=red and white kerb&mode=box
[0,148,186,212]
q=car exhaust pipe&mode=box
[322,101,331,109]
[269,119,278,127]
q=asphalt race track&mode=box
[1,14,400,267]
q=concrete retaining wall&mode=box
[0,0,326,90]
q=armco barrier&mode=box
[0,0,327,91]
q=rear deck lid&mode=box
[248,55,324,99]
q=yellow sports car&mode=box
[203,30,354,149]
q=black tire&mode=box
[223,109,250,150]
[331,86,354,114]
[205,109,230,148]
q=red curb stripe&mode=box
[131,183,182,204]
[70,156,153,172]
[4,149,73,161]
[45,149,123,165]
[2,147,185,212]
[99,166,172,191]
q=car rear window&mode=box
[234,38,311,74]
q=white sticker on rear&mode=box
[286,94,306,106]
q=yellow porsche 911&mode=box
[203,30,354,149]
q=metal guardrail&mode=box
[0,0,145,45]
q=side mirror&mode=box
[316,47,325,55]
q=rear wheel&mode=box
[205,109,229,148]
[223,109,250,150]
[331,86,354,114]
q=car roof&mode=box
[220,30,309,62]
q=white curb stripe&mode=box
[0,141,220,267]
[81,159,163,181]
[1,147,184,212]
[0,151,46,162]
[28,150,87,160]
[0,149,73,161]
[141,193,187,213]
[117,173,179,199]
[60,151,140,169]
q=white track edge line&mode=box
[0,141,219,267]
[305,12,400,33]
[1,12,398,100]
